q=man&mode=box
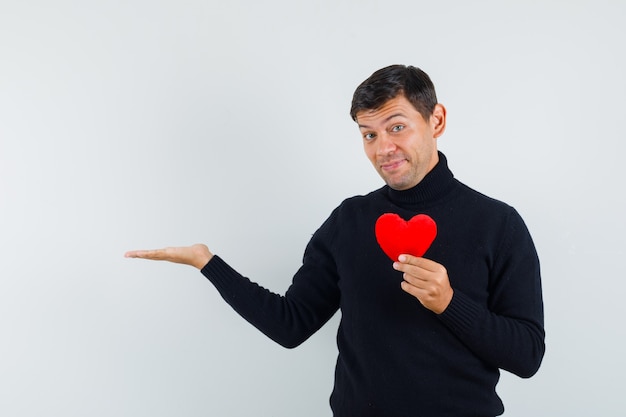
[126,65,545,416]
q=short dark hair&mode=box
[350,65,438,121]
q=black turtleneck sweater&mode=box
[201,152,545,417]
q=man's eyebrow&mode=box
[358,113,407,129]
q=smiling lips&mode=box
[380,158,407,172]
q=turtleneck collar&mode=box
[385,151,457,207]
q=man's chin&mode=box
[381,172,421,190]
[385,179,413,191]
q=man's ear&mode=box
[430,103,447,138]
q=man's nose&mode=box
[376,133,397,155]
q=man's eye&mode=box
[391,125,404,132]
[364,133,376,141]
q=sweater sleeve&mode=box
[437,209,545,378]
[200,217,341,349]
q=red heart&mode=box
[375,213,437,261]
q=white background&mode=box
[1,0,625,416]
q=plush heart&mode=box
[375,213,437,261]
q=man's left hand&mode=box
[393,255,453,314]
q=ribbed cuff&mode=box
[437,290,484,335]
[200,255,241,293]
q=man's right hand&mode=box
[124,243,213,270]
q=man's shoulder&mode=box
[317,186,388,224]
[452,181,531,233]
[455,180,515,212]
[338,185,388,208]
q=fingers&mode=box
[393,255,448,287]
[393,254,453,314]
[394,254,439,272]
[124,248,183,263]
[124,249,147,258]
[393,257,441,284]
[124,249,167,260]
[124,244,213,269]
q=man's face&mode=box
[356,95,445,191]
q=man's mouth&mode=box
[380,159,406,172]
